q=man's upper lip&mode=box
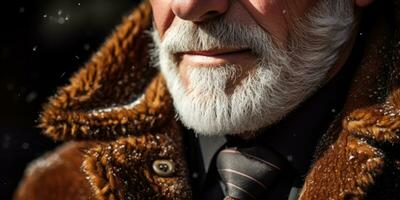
[179,48,250,56]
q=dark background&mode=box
[0,0,140,198]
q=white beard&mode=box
[151,0,355,136]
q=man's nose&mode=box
[170,0,229,22]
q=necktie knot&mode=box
[216,146,285,200]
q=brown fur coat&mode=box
[14,1,400,199]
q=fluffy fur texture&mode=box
[152,0,355,135]
[14,0,400,200]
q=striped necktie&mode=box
[216,146,285,200]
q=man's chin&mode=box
[192,128,261,139]
[176,107,278,137]
[169,65,287,137]
[181,119,271,138]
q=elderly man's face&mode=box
[149,0,368,136]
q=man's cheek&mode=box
[238,0,289,44]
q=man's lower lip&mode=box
[179,50,253,66]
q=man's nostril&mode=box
[204,10,222,19]
[171,0,229,22]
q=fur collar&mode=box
[299,1,400,198]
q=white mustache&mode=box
[159,18,279,57]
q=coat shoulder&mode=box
[14,141,95,200]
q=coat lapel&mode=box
[299,2,400,199]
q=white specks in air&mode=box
[58,17,65,24]
[83,44,90,51]
[192,172,199,179]
[21,142,30,150]
[42,9,71,25]
[19,7,25,14]
[25,91,38,103]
